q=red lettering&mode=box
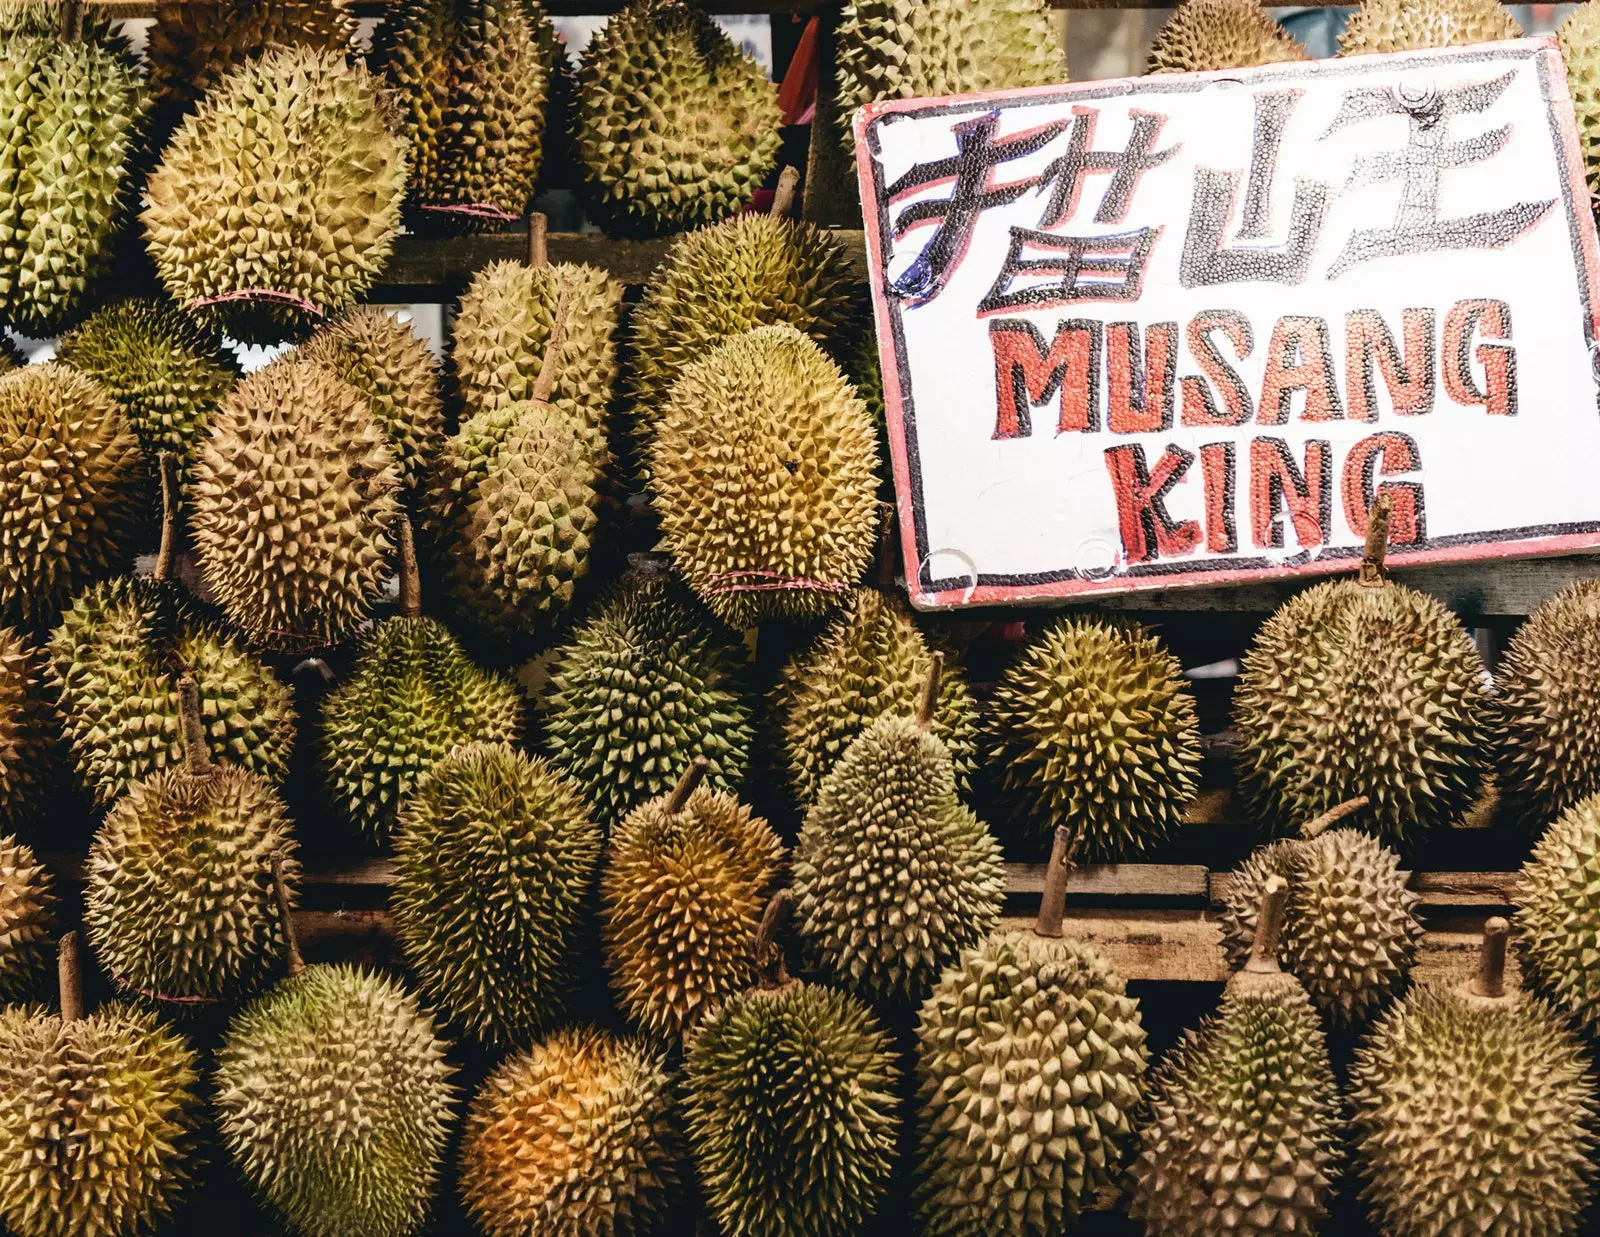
[1199,441,1236,553]
[1344,308,1435,421]
[1257,316,1342,424]
[1106,321,1177,434]
[1250,437,1330,549]
[1181,311,1254,427]
[989,319,1101,438]
[1104,443,1202,565]
[1443,299,1516,416]
[1342,432,1424,543]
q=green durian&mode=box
[391,741,603,1051]
[1148,0,1307,72]
[652,325,880,629]
[0,835,54,1001]
[1338,0,1521,55]
[318,520,523,847]
[574,0,781,236]
[987,616,1200,860]
[601,760,785,1040]
[0,627,52,833]
[458,1027,682,1237]
[1350,920,1597,1237]
[540,563,754,831]
[1130,876,1342,1236]
[1514,792,1600,1036]
[1562,3,1600,199]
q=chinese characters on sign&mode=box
[856,39,1600,608]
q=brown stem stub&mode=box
[873,500,898,590]
[666,757,709,815]
[154,450,180,583]
[916,651,944,730]
[177,674,211,777]
[1299,796,1371,841]
[396,516,421,619]
[1245,875,1289,974]
[60,0,82,40]
[530,278,571,405]
[769,166,801,219]
[1472,916,1510,999]
[1034,825,1083,939]
[272,853,305,979]
[1359,492,1394,588]
[58,932,83,1022]
[755,889,794,989]
[526,212,548,268]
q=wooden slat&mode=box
[1210,869,1520,911]
[1006,861,1208,900]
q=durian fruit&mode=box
[0,627,52,832]
[913,827,1150,1236]
[0,8,146,337]
[373,0,553,230]
[0,932,201,1237]
[458,1027,682,1237]
[1514,792,1600,1036]
[1130,876,1342,1236]
[1561,3,1600,198]
[300,308,447,494]
[1234,497,1489,854]
[652,325,880,629]
[142,46,408,343]
[1350,918,1598,1237]
[0,362,144,631]
[682,892,902,1237]
[1491,580,1600,826]
[391,741,603,1051]
[835,0,1061,153]
[1219,797,1423,1028]
[1147,0,1307,72]
[1338,0,1521,56]
[793,655,1005,1008]
[215,896,456,1237]
[0,836,54,1001]
[83,675,298,1005]
[56,299,239,479]
[574,0,781,236]
[319,520,523,847]
[540,562,755,831]
[987,616,1200,860]
[189,357,402,653]
[773,585,979,807]
[601,758,785,1040]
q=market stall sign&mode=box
[856,38,1600,609]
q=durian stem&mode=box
[59,0,82,41]
[1244,875,1288,974]
[769,166,800,219]
[529,278,571,406]
[873,500,898,590]
[1034,825,1084,939]
[916,651,943,729]
[1299,796,1370,841]
[1471,916,1510,999]
[272,853,305,979]
[154,450,180,584]
[666,757,708,815]
[176,674,211,777]
[1358,491,1394,588]
[754,889,793,989]
[396,516,421,619]
[58,932,83,1022]
[526,212,548,268]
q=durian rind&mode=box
[1338,0,1521,56]
[1562,3,1600,199]
[0,834,54,1002]
[1148,0,1307,72]
[1516,793,1600,1037]
[0,627,52,832]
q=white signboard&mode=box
[855,38,1600,609]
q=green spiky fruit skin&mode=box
[216,964,456,1237]
[1562,4,1600,199]
[56,299,238,478]
[0,627,52,833]
[601,786,784,1041]
[652,325,881,629]
[541,570,754,831]
[1129,968,1340,1236]
[1350,986,1597,1237]
[0,21,146,337]
[774,587,979,807]
[0,835,54,1001]
[914,931,1148,1237]
[300,308,447,495]
[0,1003,200,1237]
[459,1028,682,1237]
[392,742,602,1050]
[319,616,523,848]
[683,982,902,1237]
[1514,793,1600,1037]
[142,47,408,344]
[987,617,1200,861]
[0,363,144,632]
[48,576,297,810]
[84,763,299,1004]
[1233,579,1489,854]
[794,715,1004,1009]
[1220,828,1422,1028]
[1338,0,1521,55]
[574,0,781,237]
[1147,0,1307,72]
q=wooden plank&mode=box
[1211,869,1520,911]
[1006,862,1208,901]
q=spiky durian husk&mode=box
[0,1003,200,1237]
[391,742,602,1050]
[1562,4,1600,198]
[1338,0,1521,55]
[1130,969,1340,1236]
[794,716,1003,1009]
[602,786,783,1040]
[914,931,1148,1236]
[459,1028,681,1237]
[1234,579,1489,854]
[987,617,1199,860]
[773,587,979,807]
[189,359,401,654]
[1515,794,1600,1036]
[142,47,408,343]
[0,364,144,631]
[0,835,53,1001]
[574,0,781,236]
[48,577,297,809]
[1221,828,1422,1028]
[84,764,298,1004]
[1147,0,1307,72]
[0,628,51,832]
[300,308,447,494]
[216,963,456,1237]
[652,325,880,629]
[1350,986,1597,1237]
[56,299,238,478]
[683,981,901,1237]
[541,570,755,831]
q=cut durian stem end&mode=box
[665,757,709,815]
[176,674,211,777]
[272,852,305,979]
[58,931,83,1022]
[526,211,548,269]
[1469,916,1511,1001]
[769,165,800,220]
[529,276,571,405]
[1035,825,1084,939]
[1358,491,1394,588]
[155,449,180,584]
[60,0,82,41]
[873,500,897,590]
[1299,795,1370,841]
[396,515,421,619]
[1244,875,1288,974]
[755,889,794,990]
[916,651,944,730]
